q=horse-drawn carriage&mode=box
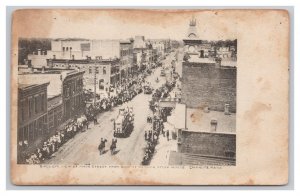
[113,108,134,138]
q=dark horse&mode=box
[110,138,117,155]
[98,139,107,155]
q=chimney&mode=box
[37,49,41,55]
[210,119,217,132]
[224,104,230,115]
[204,106,210,113]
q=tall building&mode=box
[120,39,134,78]
[169,18,237,165]
[17,82,49,163]
[183,18,213,61]
[61,70,85,120]
[18,70,85,125]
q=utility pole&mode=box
[93,59,97,106]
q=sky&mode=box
[13,9,238,41]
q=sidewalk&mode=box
[150,122,177,165]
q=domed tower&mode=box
[187,17,198,39]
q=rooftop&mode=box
[18,70,73,98]
[184,57,237,67]
[186,108,236,134]
[47,94,62,110]
[53,38,89,41]
[18,83,48,90]
[49,58,120,64]
[188,56,215,64]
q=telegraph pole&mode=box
[93,59,97,106]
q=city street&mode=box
[45,52,175,165]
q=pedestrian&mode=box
[148,130,152,141]
[144,131,148,141]
[86,120,89,129]
[93,116,98,125]
[166,130,170,141]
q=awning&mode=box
[167,103,186,129]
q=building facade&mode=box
[18,83,49,156]
[47,58,120,95]
[47,94,63,132]
[61,70,85,120]
[120,39,134,78]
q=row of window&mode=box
[48,108,63,130]
[120,49,133,57]
[62,47,72,51]
[53,63,77,68]
[20,93,46,122]
[63,79,83,98]
[18,115,47,144]
[89,66,107,75]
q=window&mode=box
[66,47,69,51]
[18,128,23,143]
[23,126,28,142]
[39,118,43,136]
[21,100,25,121]
[35,96,39,114]
[28,98,32,118]
[95,67,99,74]
[63,47,65,51]
[89,67,92,74]
[99,79,104,90]
[34,120,38,138]
[28,124,33,143]
[103,67,106,75]
[41,94,45,112]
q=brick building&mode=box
[47,94,63,132]
[181,62,237,113]
[61,70,85,120]
[120,39,134,78]
[18,83,49,146]
[168,18,237,165]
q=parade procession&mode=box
[17,17,237,167]
[17,35,181,165]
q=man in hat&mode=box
[144,131,148,141]
[166,130,170,141]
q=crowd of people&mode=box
[142,115,165,165]
[84,74,147,121]
[19,68,157,164]
[142,76,178,165]
[149,81,176,113]
[19,63,173,165]
[19,115,88,164]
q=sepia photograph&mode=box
[16,17,237,166]
[10,9,288,185]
